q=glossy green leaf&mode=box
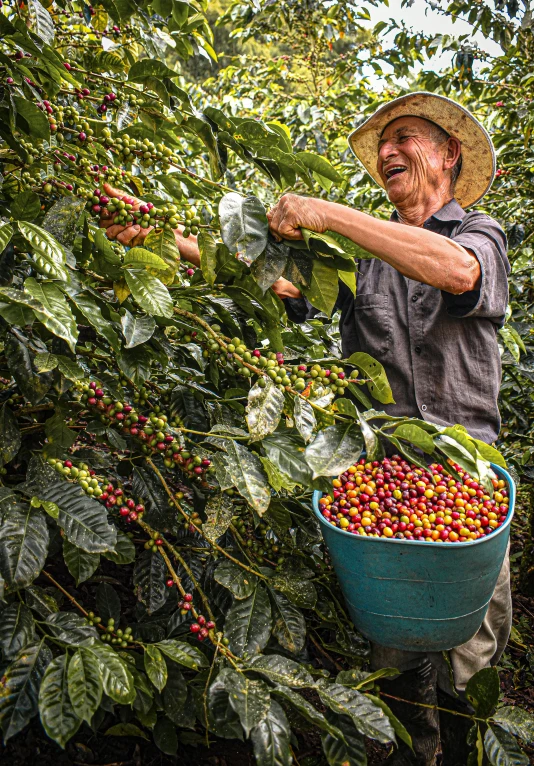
[251,699,292,766]
[17,222,67,280]
[67,648,103,724]
[271,685,346,740]
[204,492,234,543]
[102,529,136,565]
[393,423,435,454]
[120,309,156,349]
[322,711,367,766]
[156,639,208,670]
[39,655,82,749]
[246,379,285,441]
[466,667,501,718]
[145,645,168,691]
[218,667,271,736]
[249,655,314,689]
[225,584,272,656]
[11,191,41,222]
[293,396,316,444]
[84,643,136,704]
[302,259,339,316]
[153,716,178,755]
[198,230,218,286]
[316,679,396,743]
[12,97,50,140]
[62,539,100,585]
[224,440,271,515]
[270,590,306,653]
[133,549,167,613]
[96,582,121,624]
[0,404,21,467]
[219,192,269,262]
[214,560,258,599]
[124,269,173,318]
[263,432,313,487]
[0,603,35,661]
[346,352,395,405]
[0,640,52,741]
[305,422,364,479]
[492,707,534,744]
[484,724,529,766]
[0,492,49,589]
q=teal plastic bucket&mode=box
[312,464,515,652]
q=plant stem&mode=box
[42,570,89,616]
[378,692,485,722]
[145,457,268,580]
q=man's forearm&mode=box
[321,201,480,295]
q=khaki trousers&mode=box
[371,547,512,694]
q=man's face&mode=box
[377,116,452,206]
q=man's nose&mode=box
[378,139,398,163]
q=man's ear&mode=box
[444,136,461,170]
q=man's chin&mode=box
[385,179,411,205]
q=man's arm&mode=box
[267,194,480,295]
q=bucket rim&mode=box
[311,463,515,548]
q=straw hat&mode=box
[348,92,496,209]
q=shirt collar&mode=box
[390,198,466,224]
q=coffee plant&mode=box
[0,0,533,763]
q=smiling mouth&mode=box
[385,166,407,180]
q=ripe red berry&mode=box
[135,504,145,513]
[114,488,123,497]
[199,628,209,640]
[193,466,203,474]
[64,460,73,468]
[127,498,135,509]
[100,492,109,501]
[184,593,193,602]
[155,538,163,546]
[166,578,174,588]
[190,623,200,633]
[197,615,206,626]
[206,621,215,629]
[78,131,86,141]
[119,507,129,517]
[88,397,97,406]
[164,435,174,443]
[128,511,138,521]
[253,349,261,358]
[6,77,14,84]
[157,442,166,451]
[186,268,195,277]
[182,602,192,610]
[81,88,90,96]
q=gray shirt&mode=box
[286,199,509,444]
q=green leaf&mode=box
[153,716,178,755]
[249,655,313,689]
[296,152,343,184]
[263,432,313,487]
[102,529,136,565]
[0,493,49,589]
[224,440,271,515]
[124,269,173,318]
[466,667,501,718]
[45,412,77,450]
[471,439,507,469]
[105,722,149,739]
[0,223,13,253]
[128,58,177,82]
[246,379,285,441]
[208,680,244,740]
[11,191,41,222]
[270,590,306,653]
[0,603,35,661]
[198,230,218,286]
[316,679,396,743]
[305,422,364,479]
[492,708,534,744]
[39,481,117,554]
[67,648,103,724]
[293,396,316,444]
[45,612,98,647]
[28,0,55,45]
[271,685,346,741]
[251,699,292,766]
[93,49,125,72]
[225,584,272,657]
[484,724,529,766]
[133,550,167,613]
[145,645,168,691]
[63,539,100,585]
[302,259,339,316]
[322,712,367,766]
[163,664,188,725]
[156,639,208,670]
[17,222,67,280]
[393,423,435,454]
[357,410,384,462]
[347,352,395,405]
[251,239,289,294]
[260,457,300,493]
[123,247,169,272]
[270,571,317,609]
[218,667,271,736]
[75,294,121,353]
[96,582,121,624]
[39,655,82,749]
[12,96,50,140]
[25,585,59,618]
[84,643,135,704]
[365,694,413,750]
[214,560,258,600]
[0,640,52,741]
[434,434,478,476]
[0,404,21,467]
[219,192,269,262]
[204,492,234,543]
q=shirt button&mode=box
[415,345,422,354]
[412,295,418,302]
[421,404,428,412]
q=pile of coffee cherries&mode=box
[318,456,510,543]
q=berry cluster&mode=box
[46,457,145,523]
[319,456,510,543]
[190,614,216,642]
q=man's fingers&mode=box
[105,224,127,241]
[130,226,153,247]
[102,182,139,209]
[116,225,141,245]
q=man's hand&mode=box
[271,278,303,300]
[267,194,330,241]
[98,183,149,247]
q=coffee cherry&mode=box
[190,623,200,633]
[166,578,174,587]
[184,593,193,602]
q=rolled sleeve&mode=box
[441,214,510,325]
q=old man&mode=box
[100,92,511,766]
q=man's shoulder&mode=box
[457,208,505,236]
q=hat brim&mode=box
[348,92,495,209]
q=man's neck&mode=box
[394,190,454,228]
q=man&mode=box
[100,92,511,765]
